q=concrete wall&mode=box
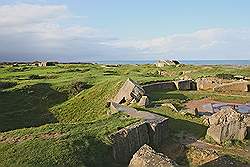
[175,80,197,91]
[142,80,197,93]
[109,119,169,164]
[109,122,149,163]
[142,82,177,92]
[213,82,250,92]
[196,78,223,91]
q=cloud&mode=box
[0,3,123,61]
[105,28,250,60]
[0,3,249,61]
[0,4,69,27]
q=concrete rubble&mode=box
[129,144,179,167]
[206,108,247,144]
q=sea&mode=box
[95,60,250,65]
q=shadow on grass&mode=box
[70,135,121,167]
[147,90,189,102]
[136,107,208,167]
[0,83,67,132]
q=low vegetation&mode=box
[0,63,249,166]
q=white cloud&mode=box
[0,3,123,61]
[0,4,68,27]
[105,28,250,60]
[0,3,249,61]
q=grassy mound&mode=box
[0,114,137,167]
[0,63,249,166]
[50,78,125,123]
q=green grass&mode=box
[0,63,249,166]
[0,114,137,167]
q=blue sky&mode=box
[0,0,250,61]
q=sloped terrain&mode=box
[0,63,249,167]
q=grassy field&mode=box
[0,63,249,166]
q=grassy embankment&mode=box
[0,63,249,166]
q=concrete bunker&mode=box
[113,78,145,104]
[109,104,169,164]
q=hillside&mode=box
[0,63,249,166]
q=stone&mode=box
[113,78,145,104]
[138,96,150,107]
[155,60,180,67]
[158,70,170,76]
[196,78,220,90]
[206,108,247,144]
[213,81,250,92]
[161,103,178,112]
[129,144,179,167]
[181,108,198,116]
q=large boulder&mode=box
[206,108,247,144]
[129,144,179,167]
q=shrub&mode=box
[29,74,45,80]
[215,73,234,80]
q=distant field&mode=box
[0,63,249,167]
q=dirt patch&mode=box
[185,98,218,113]
[187,146,219,166]
[0,135,33,144]
[38,132,64,140]
[0,132,64,144]
[185,98,250,114]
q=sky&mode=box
[0,0,250,61]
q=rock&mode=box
[187,146,219,166]
[129,144,179,167]
[213,81,250,92]
[155,60,180,67]
[113,78,145,104]
[138,96,150,107]
[162,103,178,112]
[158,70,170,77]
[206,108,247,144]
[196,78,220,90]
[181,108,198,116]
